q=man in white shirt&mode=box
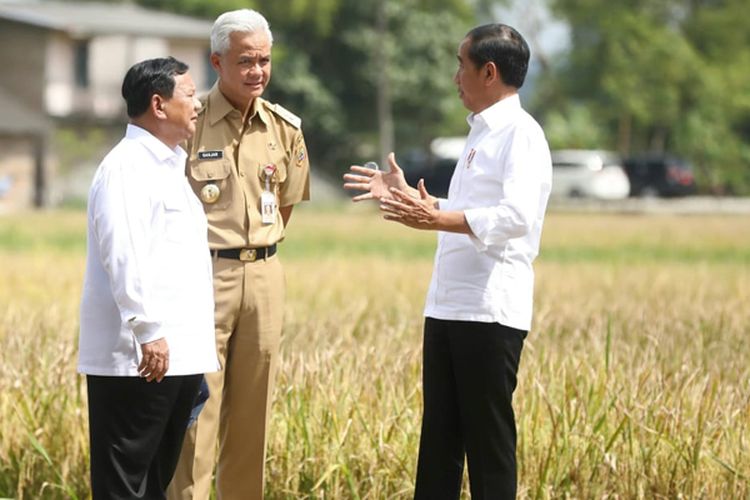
[79,57,219,500]
[344,24,551,499]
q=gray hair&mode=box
[211,9,273,54]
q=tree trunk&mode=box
[376,0,394,168]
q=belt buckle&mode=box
[239,248,257,262]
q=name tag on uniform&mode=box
[198,150,223,160]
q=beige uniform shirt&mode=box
[187,85,310,249]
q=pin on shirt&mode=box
[466,148,476,169]
[200,183,220,204]
[261,164,277,224]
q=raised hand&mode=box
[343,152,412,202]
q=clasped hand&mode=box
[380,180,440,230]
[139,337,169,382]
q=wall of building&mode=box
[170,40,214,92]
[0,20,47,113]
[0,136,36,212]
[43,34,210,120]
[45,32,76,117]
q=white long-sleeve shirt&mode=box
[78,124,219,376]
[424,94,552,331]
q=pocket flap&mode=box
[257,163,287,183]
[191,159,232,182]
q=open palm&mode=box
[343,152,410,202]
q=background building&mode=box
[0,0,213,211]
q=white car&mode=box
[551,149,630,200]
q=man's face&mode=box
[453,37,486,113]
[162,72,200,144]
[212,31,272,111]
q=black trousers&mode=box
[414,318,527,500]
[87,374,202,500]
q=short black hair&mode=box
[465,24,530,89]
[121,57,189,118]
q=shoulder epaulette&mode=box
[197,94,208,115]
[269,102,302,129]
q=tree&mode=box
[130,0,475,176]
[541,0,750,193]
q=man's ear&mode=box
[485,62,500,85]
[152,94,167,119]
[210,52,222,72]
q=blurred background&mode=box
[1,0,749,213]
[3,2,750,497]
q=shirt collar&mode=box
[466,93,522,132]
[207,83,270,128]
[125,123,186,168]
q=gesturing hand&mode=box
[139,337,169,382]
[343,152,410,202]
[380,179,440,230]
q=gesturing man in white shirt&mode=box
[78,57,219,500]
[344,24,551,499]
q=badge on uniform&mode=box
[261,164,277,224]
[201,183,220,204]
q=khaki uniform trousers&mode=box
[168,254,285,500]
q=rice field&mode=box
[1,206,749,499]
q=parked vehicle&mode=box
[404,143,633,201]
[402,137,464,198]
[550,149,630,200]
[623,154,697,197]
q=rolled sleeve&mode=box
[464,201,534,252]
[463,133,546,252]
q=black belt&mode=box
[212,244,277,262]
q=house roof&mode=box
[0,0,211,40]
[0,87,50,135]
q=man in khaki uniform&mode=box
[168,9,310,500]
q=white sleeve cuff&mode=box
[464,207,490,252]
[131,320,164,345]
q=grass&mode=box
[1,205,749,498]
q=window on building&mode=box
[74,40,89,88]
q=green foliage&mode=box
[544,104,608,150]
[130,0,474,174]
[53,127,113,174]
[542,0,750,194]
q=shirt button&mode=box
[239,171,245,177]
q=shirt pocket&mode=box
[189,158,233,210]
[256,162,288,195]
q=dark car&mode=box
[403,157,456,198]
[623,154,697,197]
